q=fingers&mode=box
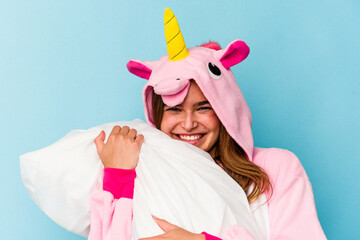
[135,134,144,145]
[94,130,105,156]
[109,125,121,137]
[120,127,143,141]
[127,128,137,140]
[120,126,130,135]
[99,125,144,146]
[152,216,178,232]
[117,126,144,143]
[107,126,131,143]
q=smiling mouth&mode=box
[175,134,205,142]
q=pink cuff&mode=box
[201,232,222,240]
[103,168,136,199]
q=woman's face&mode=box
[160,81,220,152]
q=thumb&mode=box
[94,130,105,156]
[152,216,178,232]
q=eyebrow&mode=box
[165,101,211,108]
[194,101,210,107]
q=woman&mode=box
[89,9,326,240]
[92,81,269,240]
[90,80,325,239]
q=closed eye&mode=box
[165,107,181,112]
[199,106,212,110]
[198,107,212,111]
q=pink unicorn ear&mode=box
[215,40,250,69]
[126,59,155,80]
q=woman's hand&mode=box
[139,216,205,240]
[94,125,144,169]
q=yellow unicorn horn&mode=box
[164,8,189,61]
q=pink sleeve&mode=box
[263,149,327,239]
[102,168,136,199]
[88,168,136,240]
[202,232,223,240]
[203,149,327,240]
[202,228,256,240]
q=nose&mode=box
[181,112,198,131]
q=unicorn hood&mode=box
[127,8,254,161]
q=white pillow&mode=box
[20,119,267,239]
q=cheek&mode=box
[203,112,220,131]
[160,114,177,135]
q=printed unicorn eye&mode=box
[207,62,222,79]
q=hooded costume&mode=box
[89,9,326,240]
[127,8,253,161]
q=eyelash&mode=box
[165,107,212,112]
[165,107,181,112]
[198,107,212,111]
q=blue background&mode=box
[1,0,359,239]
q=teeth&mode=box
[178,134,202,141]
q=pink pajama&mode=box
[89,147,326,240]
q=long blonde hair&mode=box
[151,91,272,203]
